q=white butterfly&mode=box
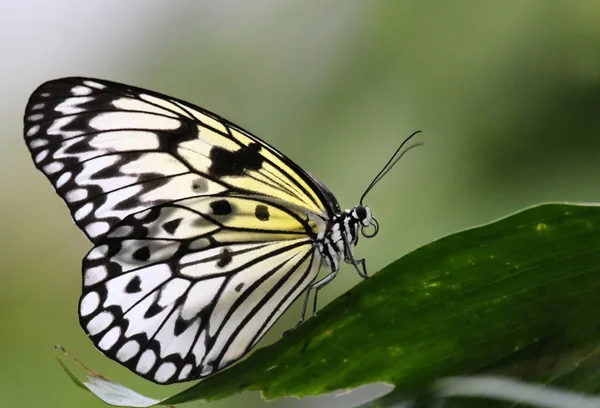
[24,78,420,384]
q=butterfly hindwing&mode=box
[79,196,322,383]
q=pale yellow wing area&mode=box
[136,91,331,215]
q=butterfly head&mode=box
[352,205,379,238]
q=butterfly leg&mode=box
[345,257,368,278]
[310,269,339,317]
[298,289,313,326]
[341,230,369,278]
[283,290,313,336]
[283,269,338,336]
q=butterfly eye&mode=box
[354,205,367,220]
[354,205,373,227]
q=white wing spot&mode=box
[87,221,111,238]
[178,364,193,381]
[31,103,45,110]
[99,326,121,350]
[74,202,94,220]
[80,291,100,316]
[71,85,92,95]
[40,92,50,97]
[26,125,40,137]
[116,340,140,362]
[83,80,106,89]
[155,362,176,383]
[84,265,108,286]
[87,245,109,261]
[107,225,133,238]
[34,149,49,163]
[112,98,179,118]
[56,96,93,115]
[90,112,181,131]
[86,311,114,335]
[136,349,156,374]
[66,188,88,203]
[28,113,44,121]
[56,172,72,188]
[43,162,64,175]
[88,130,160,150]
[29,138,48,148]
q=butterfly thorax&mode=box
[319,205,373,271]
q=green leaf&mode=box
[56,203,600,406]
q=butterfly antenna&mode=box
[359,130,423,205]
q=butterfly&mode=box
[24,77,421,384]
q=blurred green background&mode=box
[3,1,600,407]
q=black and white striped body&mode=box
[319,205,373,272]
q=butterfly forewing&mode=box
[24,77,336,383]
[24,78,335,242]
